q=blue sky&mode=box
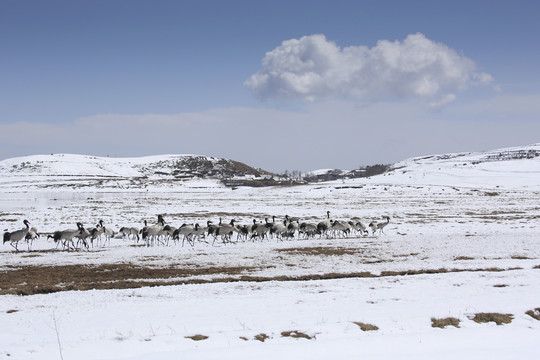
[1,0,540,172]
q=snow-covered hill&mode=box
[0,153,276,191]
[1,144,540,192]
[364,143,540,190]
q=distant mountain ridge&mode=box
[1,143,539,191]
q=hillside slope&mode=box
[362,143,540,190]
[1,143,539,192]
[0,154,273,191]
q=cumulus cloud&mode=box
[245,33,493,103]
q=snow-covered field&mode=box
[1,145,540,359]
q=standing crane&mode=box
[3,219,30,251]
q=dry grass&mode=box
[352,322,379,331]
[6,309,19,314]
[454,256,474,261]
[511,255,531,260]
[525,308,540,321]
[472,313,513,325]
[281,330,314,340]
[275,247,361,256]
[0,263,255,295]
[378,267,519,277]
[253,333,270,342]
[431,317,460,328]
[0,262,524,296]
[185,334,208,341]
[393,253,419,258]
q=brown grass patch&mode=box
[281,330,314,340]
[0,262,524,296]
[379,269,448,276]
[364,259,392,264]
[393,253,419,258]
[472,313,513,325]
[511,256,531,260]
[236,272,376,283]
[254,333,270,342]
[352,322,379,331]
[431,317,460,328]
[6,309,19,314]
[185,334,208,341]
[275,247,361,256]
[493,284,508,288]
[0,264,255,295]
[380,267,520,277]
[525,308,540,321]
[454,256,474,261]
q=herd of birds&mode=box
[2,211,391,252]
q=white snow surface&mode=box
[379,143,540,190]
[1,144,540,359]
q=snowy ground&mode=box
[1,156,540,358]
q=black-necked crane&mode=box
[331,220,351,238]
[74,226,92,250]
[119,227,140,241]
[299,222,319,238]
[317,211,332,237]
[287,219,299,237]
[175,223,196,247]
[270,217,289,240]
[350,217,369,236]
[141,215,166,246]
[49,222,86,251]
[207,220,218,238]
[369,216,391,236]
[97,220,116,245]
[215,219,236,245]
[250,219,269,240]
[3,219,30,251]
[24,227,40,250]
[190,223,206,242]
[377,216,391,235]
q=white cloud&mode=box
[245,33,493,102]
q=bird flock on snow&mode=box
[2,212,391,252]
